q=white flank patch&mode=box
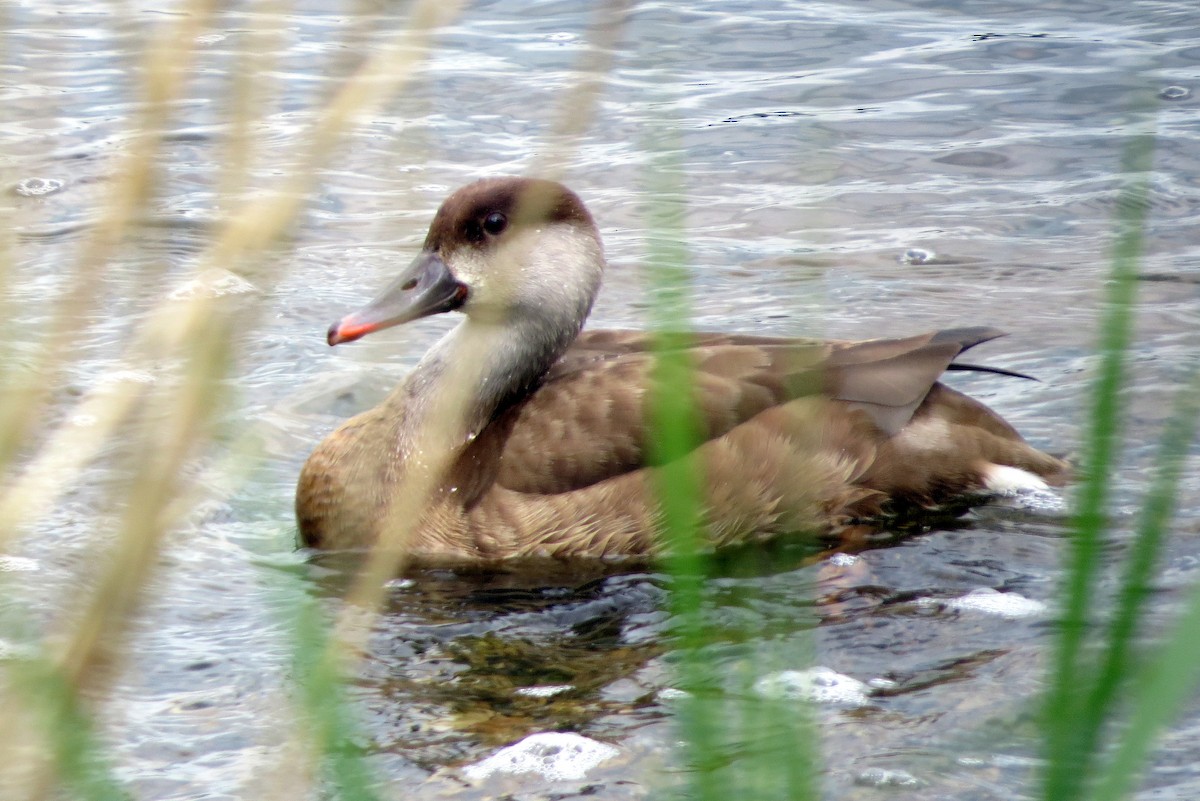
[982,463,1049,494]
[462,732,618,782]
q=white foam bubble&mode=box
[1013,487,1068,513]
[855,767,922,788]
[827,552,859,567]
[753,667,870,708]
[462,732,618,782]
[515,684,573,698]
[15,177,64,197]
[169,269,256,300]
[384,578,415,590]
[944,588,1046,619]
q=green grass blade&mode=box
[13,659,130,801]
[1042,128,1154,800]
[1087,367,1200,801]
[643,136,818,799]
[642,161,728,801]
[290,597,382,801]
[1076,364,1200,779]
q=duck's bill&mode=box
[327,251,468,346]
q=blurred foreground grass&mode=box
[0,2,464,798]
[0,5,1196,801]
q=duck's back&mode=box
[417,326,1067,562]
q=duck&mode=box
[296,177,1069,565]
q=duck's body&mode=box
[296,178,1068,565]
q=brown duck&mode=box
[296,177,1068,565]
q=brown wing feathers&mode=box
[822,327,1008,436]
[492,327,1017,496]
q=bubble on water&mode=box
[195,33,227,45]
[384,578,415,590]
[658,687,690,702]
[855,767,922,788]
[169,269,257,300]
[754,667,870,707]
[515,684,573,698]
[15,177,65,197]
[827,552,859,568]
[1011,486,1067,513]
[944,588,1046,619]
[462,732,618,782]
[1159,85,1190,101]
[899,248,934,265]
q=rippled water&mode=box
[3,1,1200,799]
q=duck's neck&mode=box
[389,312,580,455]
[388,219,603,458]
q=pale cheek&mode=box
[452,252,493,299]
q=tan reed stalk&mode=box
[0,2,463,797]
[270,6,631,796]
[0,5,217,795]
[0,0,218,479]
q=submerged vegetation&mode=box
[0,3,1196,801]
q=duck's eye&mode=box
[482,212,508,236]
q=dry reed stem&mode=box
[0,0,218,550]
[76,0,462,692]
[329,0,629,652]
[284,3,630,795]
[0,0,218,478]
[0,1,623,796]
[0,7,218,795]
[216,0,292,212]
[0,0,457,548]
[533,0,630,179]
[183,1,501,796]
[1,2,458,797]
[0,3,220,786]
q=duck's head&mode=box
[328,177,603,346]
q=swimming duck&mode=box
[296,177,1068,564]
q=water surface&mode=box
[3,1,1199,799]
